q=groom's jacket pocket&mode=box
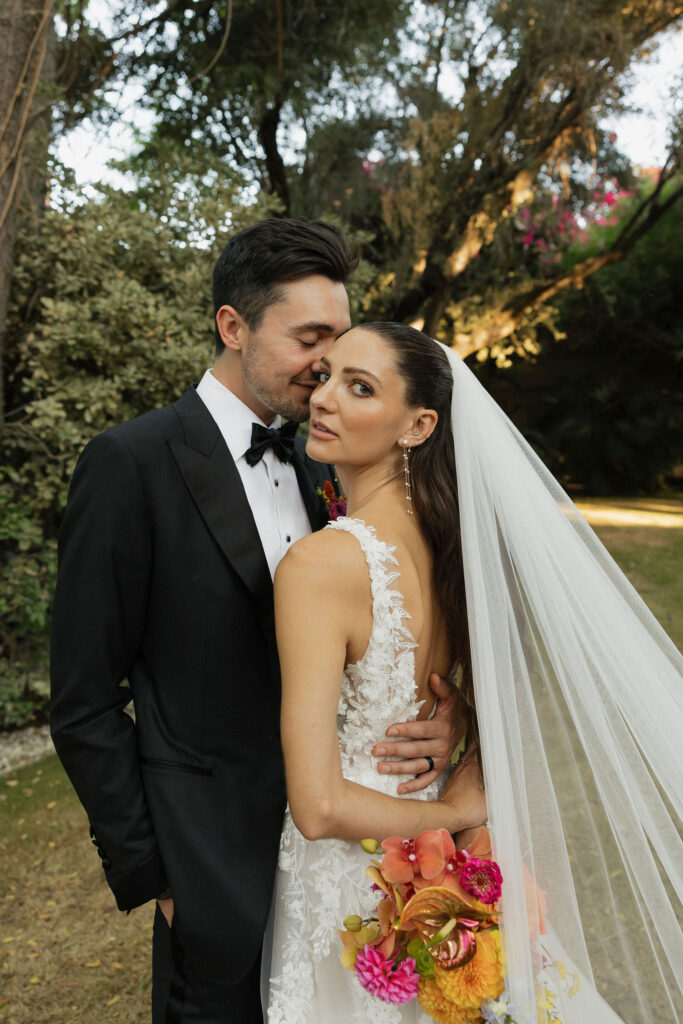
[139,756,213,777]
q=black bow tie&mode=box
[245,420,299,467]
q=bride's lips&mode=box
[310,420,338,440]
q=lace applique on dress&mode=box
[265,518,440,1023]
[330,517,426,786]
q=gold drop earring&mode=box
[402,440,413,515]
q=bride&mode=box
[263,323,682,1024]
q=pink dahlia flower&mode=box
[459,857,503,904]
[354,945,419,1004]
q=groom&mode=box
[50,219,456,1023]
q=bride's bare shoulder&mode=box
[274,524,368,595]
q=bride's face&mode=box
[307,328,428,469]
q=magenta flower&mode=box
[459,857,503,904]
[328,499,347,520]
[354,946,419,1004]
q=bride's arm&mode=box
[275,532,478,843]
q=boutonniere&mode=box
[317,479,347,521]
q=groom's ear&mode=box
[216,305,246,353]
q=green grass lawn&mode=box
[576,496,683,649]
[1,497,680,1022]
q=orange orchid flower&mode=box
[413,826,495,899]
[381,829,455,884]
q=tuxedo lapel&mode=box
[291,444,330,532]
[169,387,273,626]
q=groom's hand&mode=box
[157,895,174,928]
[372,673,462,795]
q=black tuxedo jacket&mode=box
[50,386,332,983]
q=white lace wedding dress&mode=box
[263,517,443,1024]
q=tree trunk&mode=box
[0,0,54,436]
[259,99,290,214]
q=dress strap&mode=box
[325,516,416,658]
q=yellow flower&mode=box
[340,944,359,970]
[338,922,383,971]
[536,985,562,1022]
[417,978,473,1024]
[433,928,504,1010]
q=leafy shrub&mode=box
[0,468,55,727]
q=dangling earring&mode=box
[402,440,413,515]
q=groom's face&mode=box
[241,275,351,423]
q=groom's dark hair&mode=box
[212,218,357,354]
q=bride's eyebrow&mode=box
[341,365,381,385]
[319,356,380,385]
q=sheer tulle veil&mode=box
[441,343,682,1023]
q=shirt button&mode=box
[274,480,279,487]
[286,535,291,543]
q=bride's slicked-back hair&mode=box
[212,219,357,354]
[356,322,477,763]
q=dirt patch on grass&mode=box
[0,756,153,1023]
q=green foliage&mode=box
[0,468,55,728]
[92,0,682,343]
[480,190,683,493]
[121,0,410,203]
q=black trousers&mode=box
[152,905,263,1024]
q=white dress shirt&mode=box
[196,369,312,579]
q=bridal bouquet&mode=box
[338,828,517,1024]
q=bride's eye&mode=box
[351,379,373,397]
[316,370,331,384]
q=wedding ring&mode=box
[424,755,435,773]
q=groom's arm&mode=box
[372,673,465,794]
[50,432,168,911]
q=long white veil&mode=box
[443,346,683,1023]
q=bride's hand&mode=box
[442,757,487,835]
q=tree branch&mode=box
[451,179,683,358]
[0,10,50,230]
[0,0,53,148]
[258,98,289,212]
[188,0,233,84]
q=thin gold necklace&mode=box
[347,473,401,518]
